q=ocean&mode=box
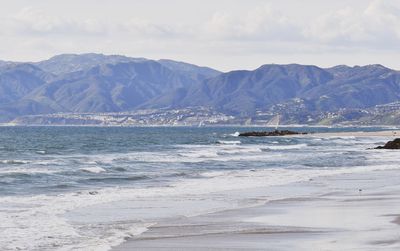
[0,126,397,250]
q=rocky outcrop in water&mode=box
[375,138,400,149]
[239,130,307,137]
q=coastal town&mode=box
[8,101,400,126]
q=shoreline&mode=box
[2,126,399,250]
[113,169,400,250]
[309,130,400,137]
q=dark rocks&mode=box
[239,130,307,137]
[375,138,400,149]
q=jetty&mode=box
[375,138,400,149]
[239,130,307,137]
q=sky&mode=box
[1,0,400,71]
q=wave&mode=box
[263,143,308,150]
[64,144,272,164]
[113,167,127,172]
[0,160,30,165]
[2,161,399,251]
[217,140,241,145]
[80,166,106,174]
[327,136,356,140]
[0,167,57,175]
[217,146,263,154]
[165,172,193,178]
[80,175,150,183]
[178,149,219,159]
[230,132,240,137]
[45,143,276,166]
[38,184,76,190]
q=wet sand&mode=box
[113,169,400,250]
[310,130,400,137]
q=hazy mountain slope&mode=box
[0,64,51,105]
[34,53,146,75]
[300,65,400,111]
[146,64,400,116]
[0,60,17,69]
[150,64,334,115]
[0,54,223,121]
[0,98,66,123]
[35,54,221,81]
[158,59,222,82]
[25,60,197,113]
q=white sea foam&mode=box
[365,149,400,164]
[230,132,240,137]
[219,145,263,153]
[2,133,395,250]
[1,160,399,251]
[80,166,107,174]
[178,149,220,159]
[75,144,270,164]
[0,159,30,165]
[263,143,308,150]
[0,167,58,175]
[328,136,357,140]
[217,140,241,145]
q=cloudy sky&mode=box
[1,0,400,71]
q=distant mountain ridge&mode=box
[145,63,400,116]
[34,53,147,75]
[0,53,222,122]
[0,53,399,124]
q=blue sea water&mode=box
[0,126,397,250]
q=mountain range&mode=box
[0,53,399,124]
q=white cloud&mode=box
[204,5,302,41]
[5,7,107,36]
[1,1,400,71]
[305,0,400,49]
[4,2,400,48]
[1,7,191,40]
[120,18,190,39]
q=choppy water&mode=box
[0,126,398,250]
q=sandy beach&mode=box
[113,168,400,251]
[309,130,400,137]
[110,132,400,251]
